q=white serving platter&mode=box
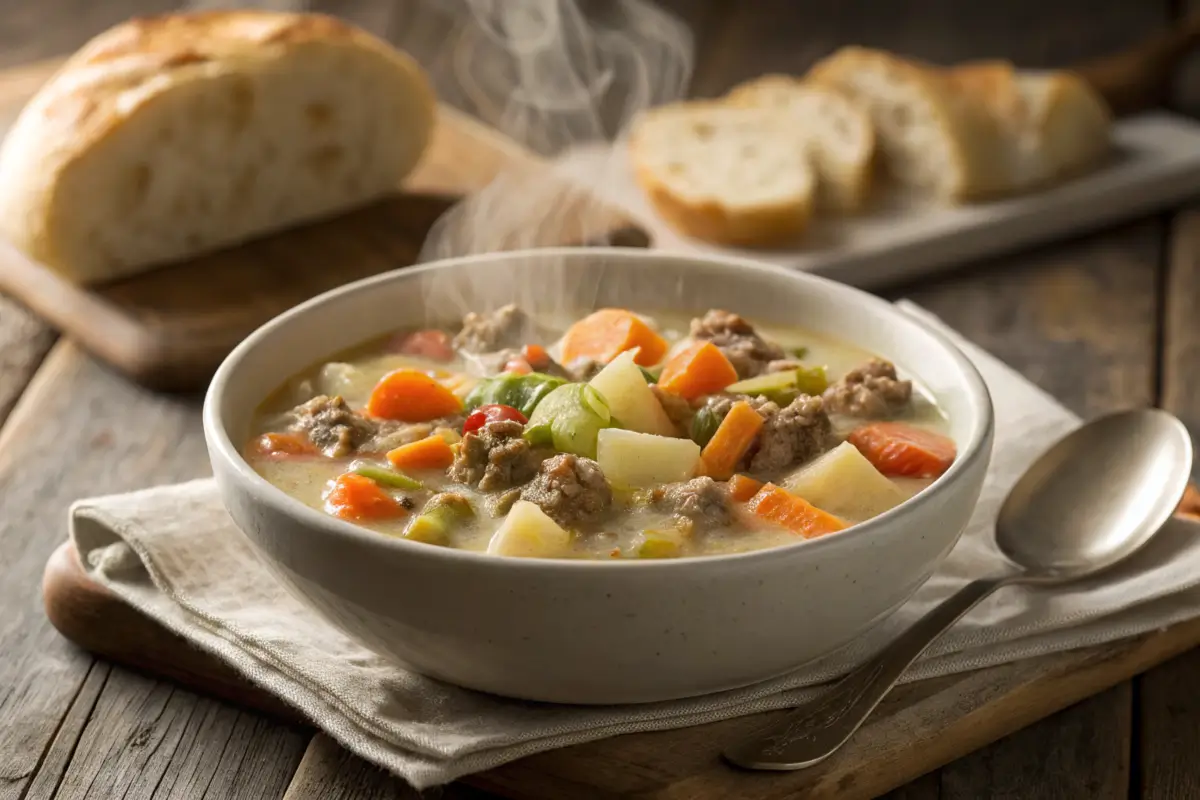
[555,112,1200,289]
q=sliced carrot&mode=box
[747,483,846,539]
[560,309,668,367]
[728,473,764,502]
[366,368,464,422]
[658,341,739,400]
[324,473,407,521]
[699,400,764,480]
[847,422,956,478]
[251,432,318,459]
[386,435,455,470]
[522,344,551,369]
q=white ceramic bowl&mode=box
[204,248,994,705]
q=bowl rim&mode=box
[203,246,994,573]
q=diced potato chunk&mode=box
[596,428,701,488]
[316,362,361,396]
[589,350,678,436]
[487,500,572,558]
[783,441,907,522]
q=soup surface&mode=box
[248,306,955,560]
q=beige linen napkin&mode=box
[69,302,1200,790]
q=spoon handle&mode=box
[724,576,1009,771]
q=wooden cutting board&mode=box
[0,60,647,393]
[42,537,1200,800]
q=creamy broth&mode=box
[247,308,953,560]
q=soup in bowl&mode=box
[204,248,993,703]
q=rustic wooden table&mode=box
[3,1,1200,798]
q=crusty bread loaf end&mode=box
[0,11,436,284]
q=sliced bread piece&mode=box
[629,102,815,247]
[726,74,875,213]
[1023,70,1112,182]
[807,46,1004,202]
[945,61,1112,192]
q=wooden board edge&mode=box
[42,541,307,724]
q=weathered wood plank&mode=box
[0,342,303,800]
[896,220,1164,798]
[0,294,54,427]
[18,662,110,800]
[50,666,307,800]
[688,0,1171,97]
[880,772,941,800]
[1136,205,1200,800]
[940,685,1132,799]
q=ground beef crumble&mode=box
[689,309,786,379]
[822,358,912,418]
[286,395,459,458]
[698,392,832,474]
[287,395,378,458]
[448,420,542,492]
[453,304,536,354]
[649,477,732,528]
[520,453,612,527]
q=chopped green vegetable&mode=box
[727,370,799,404]
[726,365,829,404]
[636,530,683,558]
[794,364,829,396]
[464,372,566,417]
[689,405,722,448]
[789,346,809,359]
[404,493,475,545]
[351,461,423,490]
[638,366,661,384]
[523,383,613,458]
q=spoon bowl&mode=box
[997,409,1193,580]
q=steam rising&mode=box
[415,0,693,322]
[191,0,693,323]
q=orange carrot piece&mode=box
[747,483,846,539]
[251,432,318,459]
[522,344,551,369]
[728,473,764,502]
[366,368,464,422]
[658,341,739,400]
[560,309,668,367]
[699,400,764,480]
[324,473,407,521]
[847,422,957,479]
[386,435,455,470]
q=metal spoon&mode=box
[725,408,1193,771]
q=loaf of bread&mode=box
[807,47,1111,202]
[629,102,815,247]
[945,60,1112,192]
[807,47,1004,202]
[0,11,436,284]
[726,75,875,213]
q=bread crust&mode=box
[0,11,436,283]
[629,102,814,248]
[634,162,813,248]
[726,74,875,213]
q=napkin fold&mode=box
[69,302,1200,789]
